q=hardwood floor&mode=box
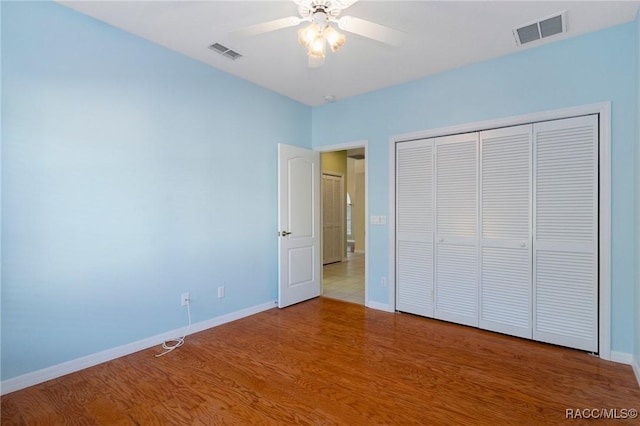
[2,298,639,425]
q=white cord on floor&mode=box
[155,299,192,357]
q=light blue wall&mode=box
[1,1,311,380]
[313,23,637,354]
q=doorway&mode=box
[320,147,366,305]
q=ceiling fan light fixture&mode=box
[308,34,326,58]
[232,0,404,68]
[324,26,346,52]
[298,23,319,47]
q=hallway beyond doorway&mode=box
[322,252,365,304]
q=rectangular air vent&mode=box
[513,11,566,46]
[208,43,243,60]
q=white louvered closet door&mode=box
[434,132,479,327]
[479,125,532,339]
[396,139,434,317]
[533,115,598,352]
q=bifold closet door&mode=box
[434,132,479,327]
[396,139,434,317]
[322,174,343,265]
[479,125,532,339]
[533,115,598,352]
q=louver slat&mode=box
[536,251,595,338]
[533,115,598,352]
[397,241,433,315]
[434,133,478,327]
[436,244,477,326]
[481,247,531,335]
[479,125,532,339]
[436,139,477,237]
[481,128,531,240]
[396,139,434,317]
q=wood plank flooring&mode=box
[2,297,639,425]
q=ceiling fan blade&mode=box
[337,16,405,47]
[230,16,301,39]
[308,55,325,69]
[330,0,359,10]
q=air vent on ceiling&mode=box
[208,43,243,60]
[513,11,566,46]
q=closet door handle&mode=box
[438,237,444,243]
[520,241,526,248]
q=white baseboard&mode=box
[366,301,394,313]
[0,301,277,395]
[632,356,640,388]
[610,351,633,365]
[609,351,640,386]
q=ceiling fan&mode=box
[230,0,405,68]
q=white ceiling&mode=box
[58,1,639,106]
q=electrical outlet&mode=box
[181,292,190,306]
[381,277,387,287]
[217,286,225,298]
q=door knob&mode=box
[280,231,292,237]
[520,241,526,247]
[438,237,444,243]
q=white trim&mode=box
[388,139,397,311]
[0,301,276,395]
[610,351,633,365]
[598,103,612,361]
[393,103,610,143]
[316,140,369,306]
[316,140,367,152]
[366,301,394,313]
[388,102,612,359]
[632,356,640,387]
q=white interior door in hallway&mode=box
[322,173,344,265]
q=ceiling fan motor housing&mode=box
[298,0,343,22]
[312,9,329,30]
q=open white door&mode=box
[278,144,321,308]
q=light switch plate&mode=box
[370,216,387,225]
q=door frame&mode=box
[388,102,612,360]
[316,140,369,306]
